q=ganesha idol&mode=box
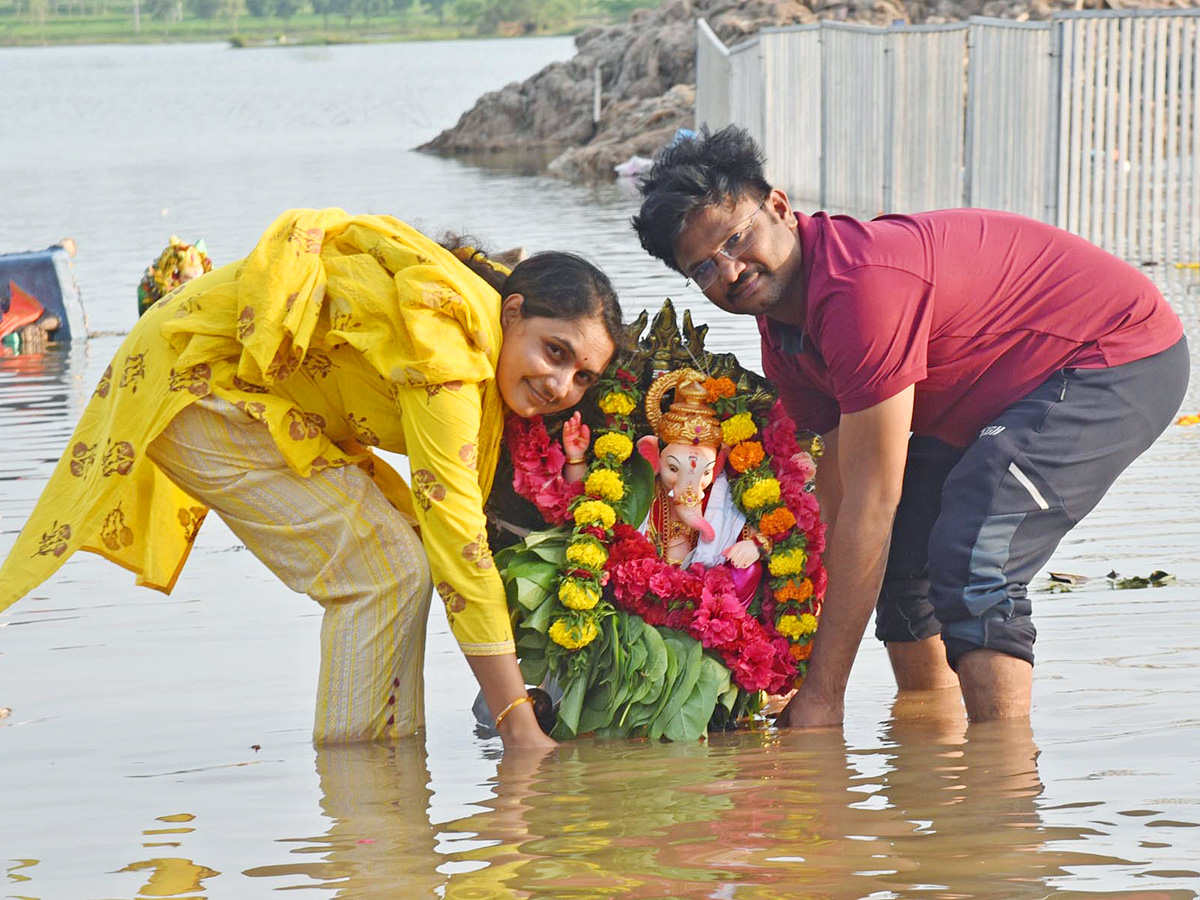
[637,369,765,603]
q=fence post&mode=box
[882,29,896,213]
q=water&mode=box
[2,40,1199,899]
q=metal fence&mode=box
[696,9,1200,263]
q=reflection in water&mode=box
[253,717,1196,900]
[117,857,220,898]
[244,741,442,897]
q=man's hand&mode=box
[776,386,914,728]
[776,679,844,728]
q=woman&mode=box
[0,208,622,752]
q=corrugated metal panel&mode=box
[701,8,1199,261]
[730,37,765,149]
[821,22,889,215]
[889,24,969,213]
[759,26,822,204]
[965,18,1054,221]
[1056,11,1200,262]
[695,19,731,132]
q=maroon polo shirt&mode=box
[759,209,1183,446]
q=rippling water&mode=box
[1,40,1199,899]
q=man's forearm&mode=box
[797,494,897,706]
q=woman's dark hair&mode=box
[632,125,772,273]
[503,251,623,351]
[441,234,623,351]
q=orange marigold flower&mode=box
[758,505,796,536]
[703,376,736,403]
[728,440,764,473]
[775,577,814,603]
[790,641,813,661]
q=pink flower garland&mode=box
[506,416,583,525]
[606,525,795,694]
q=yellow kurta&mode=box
[0,209,515,655]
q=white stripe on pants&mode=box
[148,395,433,743]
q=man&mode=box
[632,126,1188,725]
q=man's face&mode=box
[673,189,803,319]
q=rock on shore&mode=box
[420,0,1193,181]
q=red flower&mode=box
[649,568,681,600]
[507,416,581,525]
[762,402,801,459]
[691,593,742,647]
[812,564,828,598]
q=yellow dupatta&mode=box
[0,208,507,611]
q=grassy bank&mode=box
[1,0,648,45]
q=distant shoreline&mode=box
[0,16,596,49]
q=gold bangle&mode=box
[492,694,532,730]
[565,456,586,465]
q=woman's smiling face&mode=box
[495,293,616,418]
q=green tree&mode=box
[310,0,331,25]
[244,0,270,16]
[187,0,222,16]
[274,0,300,21]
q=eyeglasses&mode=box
[684,198,768,291]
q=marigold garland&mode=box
[758,506,796,537]
[584,468,625,502]
[703,376,737,403]
[742,477,782,510]
[565,539,608,569]
[728,440,764,473]
[574,499,617,530]
[593,432,633,462]
[721,411,758,446]
[599,392,637,416]
[549,617,599,650]
[559,579,601,610]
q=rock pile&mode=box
[420,0,1193,181]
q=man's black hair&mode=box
[631,125,772,273]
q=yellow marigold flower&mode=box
[549,616,599,649]
[796,613,818,635]
[593,432,633,463]
[768,547,808,577]
[758,505,796,536]
[565,539,609,569]
[742,477,781,510]
[585,468,625,502]
[574,499,616,530]
[703,376,737,403]
[559,578,601,610]
[775,614,805,639]
[599,391,637,417]
[728,440,764,473]
[721,411,758,446]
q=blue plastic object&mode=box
[0,245,87,342]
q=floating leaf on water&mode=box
[1110,570,1175,590]
[1049,571,1089,585]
